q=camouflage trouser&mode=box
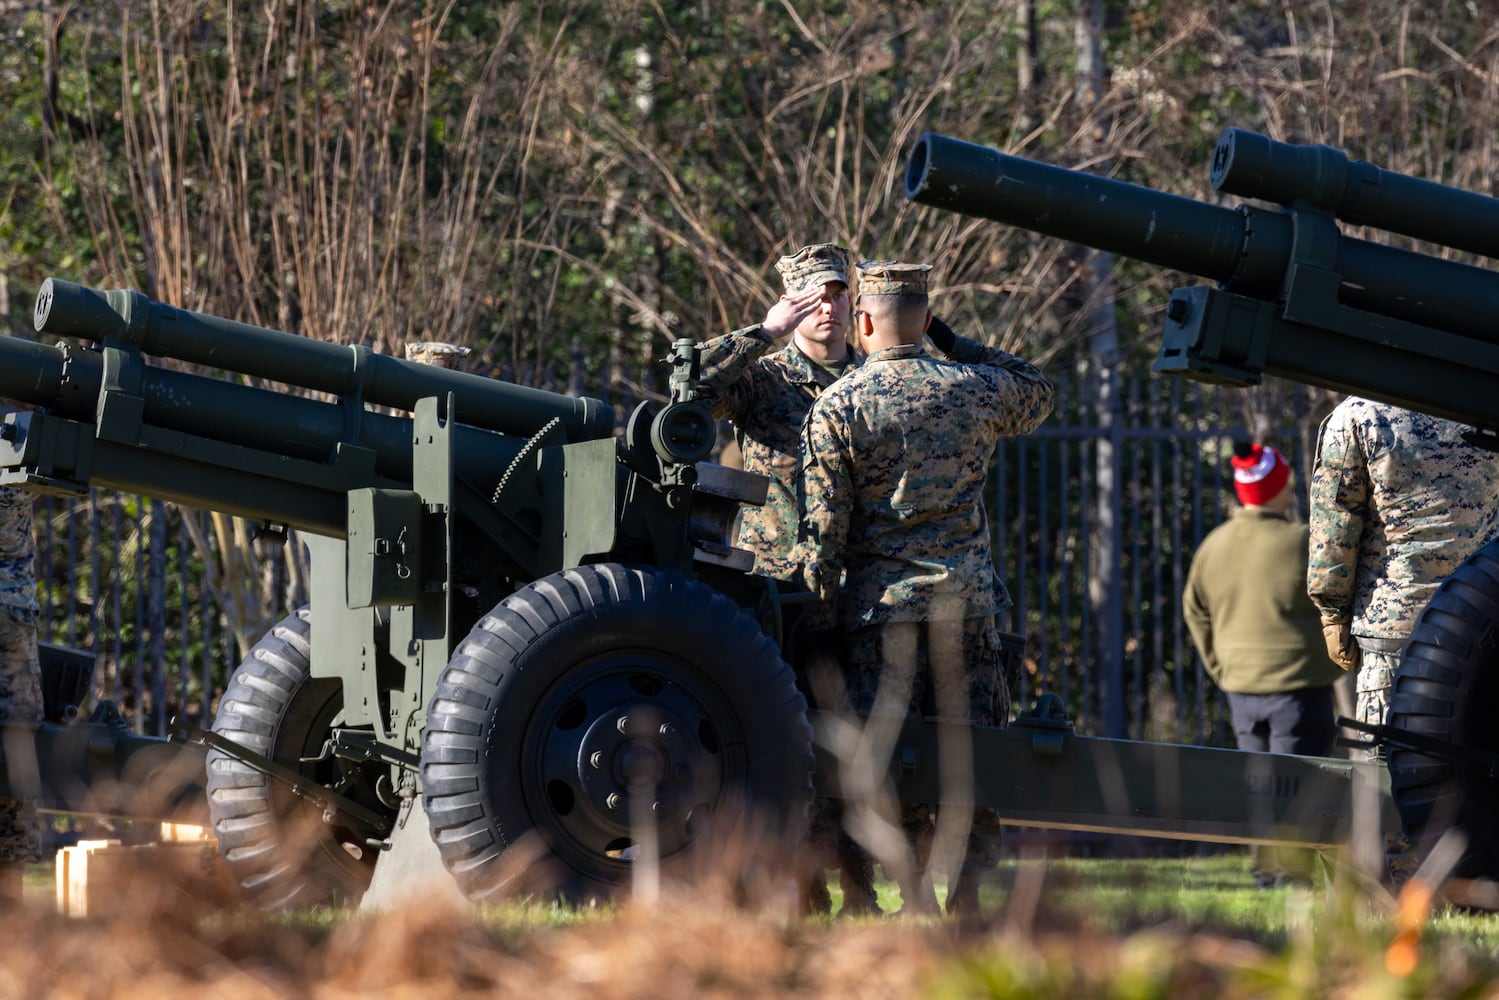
[843,617,1011,727]
[844,617,1009,870]
[1353,640,1418,881]
[1355,643,1402,763]
[796,626,879,912]
[0,607,41,863]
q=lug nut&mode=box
[659,722,675,738]
[616,715,630,734]
[606,793,621,810]
[589,751,604,769]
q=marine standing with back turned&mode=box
[799,260,1053,915]
[1307,398,1499,754]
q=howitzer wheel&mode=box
[1388,537,1499,882]
[205,607,398,909]
[420,564,814,904]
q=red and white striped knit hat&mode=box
[1231,443,1289,505]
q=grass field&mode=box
[7,849,1499,997]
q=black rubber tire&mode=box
[1389,537,1499,880]
[205,607,397,909]
[420,564,814,904]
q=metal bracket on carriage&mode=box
[172,717,396,839]
[1337,715,1499,779]
[322,729,421,773]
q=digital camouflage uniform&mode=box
[696,244,856,582]
[1308,398,1499,751]
[799,329,1052,713]
[799,261,1054,905]
[798,276,1054,632]
[0,486,41,864]
[403,341,471,370]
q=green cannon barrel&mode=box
[1211,127,1499,259]
[906,132,1271,291]
[33,279,614,442]
[0,334,534,536]
[0,336,70,410]
[0,336,409,460]
[904,132,1499,344]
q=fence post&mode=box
[147,499,168,737]
[1089,338,1126,740]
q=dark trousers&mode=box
[1224,685,1336,884]
[1225,686,1336,756]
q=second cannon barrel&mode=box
[904,132,1499,345]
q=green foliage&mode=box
[5,1,1492,367]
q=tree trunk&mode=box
[1017,0,1040,136]
[1077,0,1125,739]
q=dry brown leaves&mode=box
[0,853,949,1000]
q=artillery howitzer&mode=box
[906,127,1499,885]
[2,281,814,907]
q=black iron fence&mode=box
[30,362,1327,745]
[35,495,303,736]
[994,368,1326,745]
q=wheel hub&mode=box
[615,740,668,788]
[573,705,702,839]
[534,667,729,862]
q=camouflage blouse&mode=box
[798,336,1053,628]
[1307,397,1499,638]
[696,326,857,582]
[0,487,37,614]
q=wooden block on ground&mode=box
[55,839,232,917]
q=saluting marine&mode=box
[696,242,858,582]
[694,243,876,914]
[798,259,1053,915]
[799,261,1053,632]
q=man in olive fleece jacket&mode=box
[1183,443,1343,886]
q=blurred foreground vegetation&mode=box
[16,851,1499,997]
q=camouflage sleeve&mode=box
[927,317,1055,433]
[1306,408,1368,621]
[926,315,987,365]
[984,352,1054,437]
[0,486,37,615]
[696,325,776,422]
[1181,552,1220,684]
[796,402,852,607]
